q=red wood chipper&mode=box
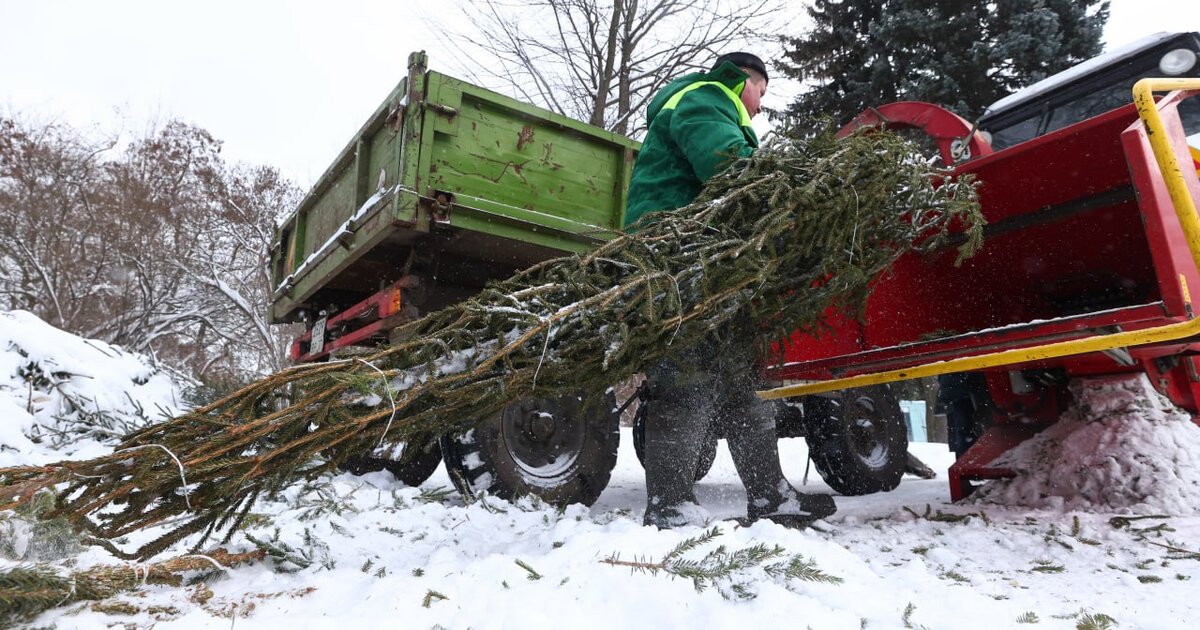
[272,38,1199,507]
[761,32,1200,501]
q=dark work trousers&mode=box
[642,336,790,519]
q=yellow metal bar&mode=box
[759,79,1200,400]
[1136,77,1200,273]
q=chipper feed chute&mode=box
[761,80,1200,499]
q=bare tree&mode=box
[0,116,300,390]
[0,117,122,335]
[180,162,299,377]
[448,0,781,135]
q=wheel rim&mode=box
[498,397,587,481]
[847,395,891,469]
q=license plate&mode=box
[311,316,327,355]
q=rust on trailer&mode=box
[517,124,535,151]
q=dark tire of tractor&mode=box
[803,385,908,496]
[439,391,620,507]
[630,407,718,482]
[338,440,443,487]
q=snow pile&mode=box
[973,374,1200,515]
[0,310,189,466]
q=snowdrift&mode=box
[0,310,188,467]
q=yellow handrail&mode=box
[759,78,1200,400]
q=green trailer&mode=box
[270,52,645,504]
[270,52,912,506]
[270,51,638,335]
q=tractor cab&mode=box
[980,31,1200,151]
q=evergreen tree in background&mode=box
[778,0,1109,124]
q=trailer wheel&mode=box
[803,385,907,496]
[339,441,443,487]
[630,406,718,482]
[440,392,620,506]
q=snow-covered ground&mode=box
[11,442,1200,629]
[4,313,1200,629]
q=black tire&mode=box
[630,405,718,482]
[339,440,443,487]
[803,385,908,496]
[440,391,620,506]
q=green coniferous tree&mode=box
[778,0,1109,124]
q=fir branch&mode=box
[0,548,261,625]
[663,526,723,563]
[422,590,448,608]
[294,480,362,521]
[0,490,80,561]
[602,527,842,600]
[939,570,969,583]
[1108,515,1169,530]
[244,532,312,571]
[514,559,543,581]
[1076,612,1118,630]
[763,554,844,584]
[1132,523,1175,537]
[902,603,929,630]
[903,503,983,524]
[1145,540,1200,559]
[0,127,983,560]
[415,486,456,504]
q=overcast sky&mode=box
[2,1,1197,187]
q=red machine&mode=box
[762,78,1200,500]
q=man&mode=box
[626,52,838,529]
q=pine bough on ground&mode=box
[0,128,982,561]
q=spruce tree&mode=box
[778,0,1110,124]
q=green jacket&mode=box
[623,62,759,228]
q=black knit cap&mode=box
[712,52,768,84]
